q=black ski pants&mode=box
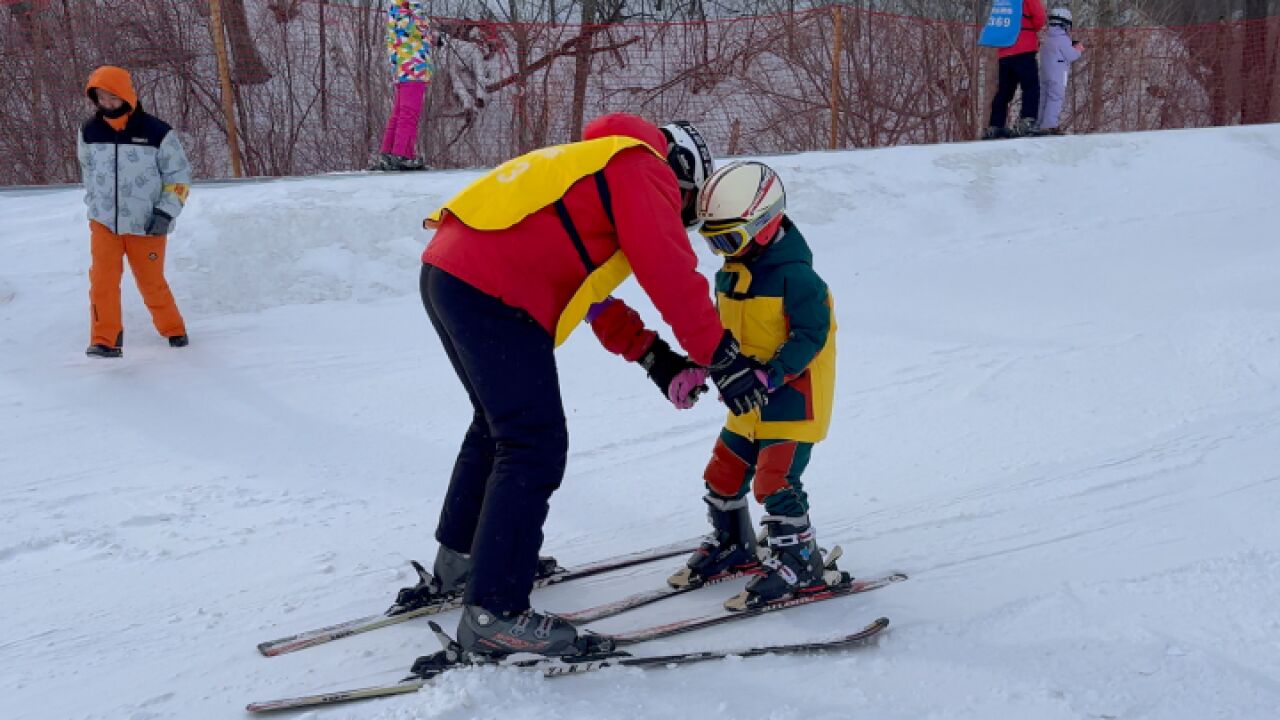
[989,51,1041,129]
[420,264,568,615]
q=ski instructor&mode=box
[409,113,771,658]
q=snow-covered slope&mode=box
[2,125,1279,720]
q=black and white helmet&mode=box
[660,121,714,227]
[1048,7,1073,28]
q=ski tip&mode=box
[850,616,892,641]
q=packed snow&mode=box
[2,124,1279,720]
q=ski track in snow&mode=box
[2,125,1280,719]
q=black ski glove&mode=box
[639,338,707,407]
[707,331,769,416]
[145,209,174,236]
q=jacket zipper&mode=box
[113,129,120,233]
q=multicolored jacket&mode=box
[386,0,434,83]
[718,219,836,443]
[77,66,191,236]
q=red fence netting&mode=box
[2,0,1277,184]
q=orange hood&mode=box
[86,66,138,129]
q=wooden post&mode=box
[30,11,47,184]
[319,0,328,130]
[207,0,244,177]
[570,0,598,142]
[829,5,843,150]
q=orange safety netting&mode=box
[2,0,1278,184]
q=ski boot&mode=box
[86,344,122,358]
[725,514,832,610]
[392,548,562,614]
[981,126,1008,140]
[395,155,426,171]
[389,545,472,614]
[87,331,124,359]
[456,604,614,659]
[1009,117,1039,138]
[668,494,762,589]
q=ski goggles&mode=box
[700,221,754,256]
[698,200,785,257]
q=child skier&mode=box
[669,160,838,609]
[591,161,839,604]
[1037,7,1085,135]
[592,161,837,608]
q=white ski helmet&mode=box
[661,121,714,227]
[695,161,786,257]
[1048,7,1073,28]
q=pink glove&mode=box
[668,367,709,409]
[754,368,778,392]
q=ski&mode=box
[559,544,848,624]
[608,571,906,647]
[245,616,890,713]
[558,566,759,624]
[257,536,701,657]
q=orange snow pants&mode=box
[88,221,185,347]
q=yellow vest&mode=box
[425,137,663,346]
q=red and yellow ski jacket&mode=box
[422,113,723,365]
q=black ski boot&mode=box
[389,545,472,614]
[668,494,761,588]
[87,331,124,358]
[392,548,562,614]
[456,604,613,658]
[727,514,829,610]
[367,152,395,171]
[1009,117,1039,137]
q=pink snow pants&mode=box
[380,81,427,157]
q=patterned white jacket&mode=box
[77,107,191,236]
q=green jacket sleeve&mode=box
[764,264,831,388]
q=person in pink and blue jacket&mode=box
[371,0,435,171]
[1037,7,1085,134]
